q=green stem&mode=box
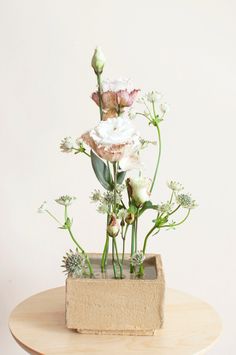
[130,223,136,273]
[135,217,138,253]
[101,235,109,272]
[138,263,144,277]
[101,214,110,272]
[97,73,103,120]
[122,224,129,265]
[113,238,123,279]
[45,210,62,225]
[169,204,181,216]
[142,225,158,255]
[113,163,117,214]
[83,151,91,158]
[160,209,191,229]
[112,239,117,278]
[150,123,161,193]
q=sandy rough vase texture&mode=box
[65,254,165,335]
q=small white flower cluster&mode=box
[137,91,169,118]
[130,251,145,267]
[55,195,76,206]
[60,137,74,153]
[156,202,174,214]
[176,194,197,210]
[167,181,184,192]
[90,188,124,214]
[60,137,86,154]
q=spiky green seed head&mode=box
[61,249,87,278]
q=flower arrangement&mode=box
[39,47,197,280]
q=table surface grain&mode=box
[9,286,222,355]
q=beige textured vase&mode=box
[65,254,165,335]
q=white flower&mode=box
[102,78,134,93]
[119,153,142,172]
[127,177,151,206]
[55,195,76,206]
[81,115,140,163]
[156,202,174,214]
[146,91,162,103]
[160,102,169,114]
[38,201,47,213]
[167,181,184,192]
[130,251,145,267]
[90,190,102,203]
[91,46,106,74]
[90,116,139,146]
[176,193,197,209]
[97,203,109,214]
[60,137,74,153]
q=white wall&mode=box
[1,0,235,353]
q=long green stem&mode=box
[160,209,191,228]
[45,210,62,225]
[112,239,117,278]
[101,234,109,272]
[169,204,181,216]
[135,217,138,253]
[150,123,161,193]
[142,225,158,255]
[113,163,117,214]
[97,73,103,120]
[122,224,129,265]
[67,227,94,277]
[130,223,136,273]
[101,214,110,272]
[113,238,123,279]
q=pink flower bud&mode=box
[107,213,120,237]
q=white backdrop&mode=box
[1,0,236,353]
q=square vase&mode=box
[65,254,165,336]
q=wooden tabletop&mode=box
[9,287,221,355]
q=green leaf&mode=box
[117,170,126,184]
[90,150,113,190]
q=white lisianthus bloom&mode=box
[102,78,134,93]
[127,177,151,206]
[81,115,140,163]
[119,153,142,172]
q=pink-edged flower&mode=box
[80,116,140,163]
[92,79,139,120]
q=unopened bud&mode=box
[125,212,135,225]
[107,213,120,237]
[91,46,106,75]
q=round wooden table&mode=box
[9,287,221,355]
